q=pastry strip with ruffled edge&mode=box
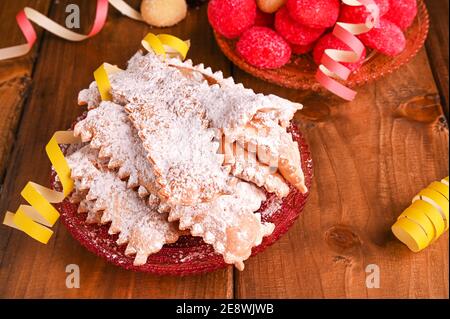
[66,145,180,266]
[74,101,159,199]
[169,181,274,270]
[79,52,306,197]
[107,52,236,205]
[174,59,307,194]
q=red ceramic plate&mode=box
[52,124,313,276]
[214,0,429,91]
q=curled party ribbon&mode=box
[94,63,123,101]
[392,177,449,252]
[141,33,191,60]
[0,0,143,61]
[316,0,379,101]
[3,131,81,243]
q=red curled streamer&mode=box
[0,0,143,61]
[316,0,379,101]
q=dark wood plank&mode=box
[234,49,449,298]
[425,0,449,117]
[0,1,233,298]
[0,0,52,180]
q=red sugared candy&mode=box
[359,18,406,56]
[286,0,340,28]
[275,6,325,46]
[291,43,313,55]
[254,9,274,27]
[313,33,366,72]
[208,0,257,39]
[236,26,292,69]
[339,0,390,24]
[384,0,417,30]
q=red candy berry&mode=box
[286,0,340,28]
[208,0,257,39]
[384,0,417,30]
[359,18,406,56]
[275,6,325,46]
[291,43,314,55]
[313,33,366,72]
[339,0,390,24]
[236,26,292,69]
[254,9,274,27]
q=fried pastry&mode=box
[224,112,307,194]
[66,145,181,266]
[222,139,290,198]
[168,181,274,270]
[77,52,306,198]
[71,51,310,269]
[74,101,159,197]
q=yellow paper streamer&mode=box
[3,131,81,243]
[141,33,190,60]
[94,63,122,101]
[392,176,449,252]
[392,218,430,252]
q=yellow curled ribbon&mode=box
[94,33,190,102]
[141,33,190,60]
[3,131,81,243]
[392,176,449,252]
[94,63,122,101]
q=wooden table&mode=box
[0,0,448,299]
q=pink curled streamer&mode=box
[0,0,142,61]
[315,0,379,101]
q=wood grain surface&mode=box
[0,1,448,299]
[0,0,51,180]
[425,0,449,116]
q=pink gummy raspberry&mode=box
[313,33,366,72]
[275,6,325,46]
[384,0,417,30]
[236,26,292,69]
[339,0,390,24]
[254,9,274,27]
[291,43,314,55]
[286,0,340,28]
[359,18,406,56]
[208,0,257,39]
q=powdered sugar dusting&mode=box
[168,182,274,270]
[66,145,181,266]
[260,196,283,219]
[74,101,159,196]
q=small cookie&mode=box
[208,0,257,39]
[358,18,406,56]
[141,0,187,27]
[286,0,340,28]
[256,0,286,13]
[384,0,417,31]
[236,26,292,69]
[275,6,325,46]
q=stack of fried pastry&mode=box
[66,51,307,270]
